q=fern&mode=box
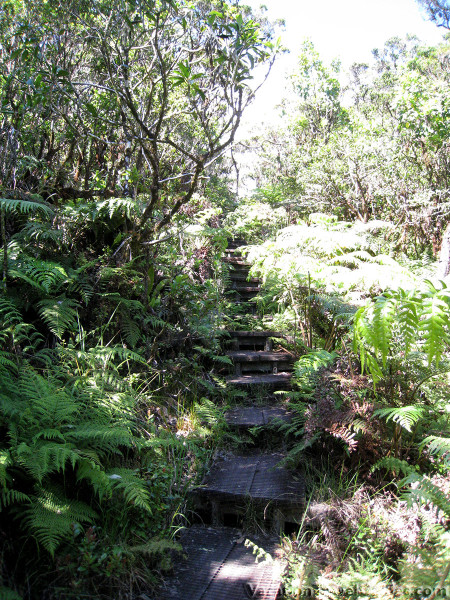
[395,288,419,355]
[354,282,450,384]
[37,297,79,339]
[10,258,69,294]
[374,405,425,433]
[0,352,18,375]
[371,457,415,477]
[23,485,97,556]
[0,450,12,489]
[96,197,138,219]
[420,435,450,467]
[419,285,450,366]
[0,197,54,218]
[107,468,152,513]
[293,349,337,396]
[121,313,142,348]
[18,368,79,426]
[0,297,22,327]
[14,221,63,249]
[17,438,85,483]
[403,472,450,518]
[0,586,23,600]
[372,293,396,366]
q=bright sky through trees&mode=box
[242,0,444,128]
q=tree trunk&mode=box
[437,222,450,279]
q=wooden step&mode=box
[223,256,250,265]
[229,285,260,293]
[229,331,283,338]
[197,453,304,504]
[227,351,294,376]
[193,453,305,531]
[225,406,293,428]
[227,288,260,301]
[163,526,282,600]
[226,373,292,387]
[228,272,259,282]
[227,238,247,249]
[227,330,284,351]
[226,351,293,363]
[227,262,250,270]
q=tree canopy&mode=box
[1,0,276,236]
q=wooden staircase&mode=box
[160,240,304,600]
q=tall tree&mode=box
[417,0,450,29]
[0,0,276,237]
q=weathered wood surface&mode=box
[226,351,293,363]
[225,406,293,428]
[226,373,292,386]
[163,526,282,600]
[196,453,305,506]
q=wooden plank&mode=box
[228,331,283,338]
[197,453,305,506]
[226,351,293,362]
[163,526,282,600]
[226,373,292,386]
[225,406,293,428]
[223,256,250,265]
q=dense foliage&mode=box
[1,1,450,599]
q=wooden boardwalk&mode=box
[161,240,303,599]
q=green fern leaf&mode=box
[371,457,414,476]
[107,468,152,513]
[0,585,23,599]
[0,197,53,217]
[374,405,425,432]
[23,486,97,555]
[372,293,396,366]
[37,297,79,339]
[403,472,450,518]
[395,289,420,355]
[419,292,450,366]
[420,435,450,466]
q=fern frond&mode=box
[16,442,78,482]
[0,197,54,218]
[121,314,141,348]
[75,459,112,500]
[371,457,415,476]
[18,369,79,425]
[403,472,450,518]
[107,468,152,513]
[12,258,69,294]
[0,450,12,489]
[14,221,63,248]
[0,298,22,327]
[1,489,31,509]
[37,297,79,339]
[395,289,420,355]
[96,197,138,219]
[419,292,450,366]
[69,424,137,453]
[87,345,146,366]
[374,405,425,432]
[194,397,222,425]
[23,486,97,555]
[420,435,450,466]
[372,293,396,366]
[0,352,18,375]
[0,585,23,599]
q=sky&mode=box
[240,0,445,131]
